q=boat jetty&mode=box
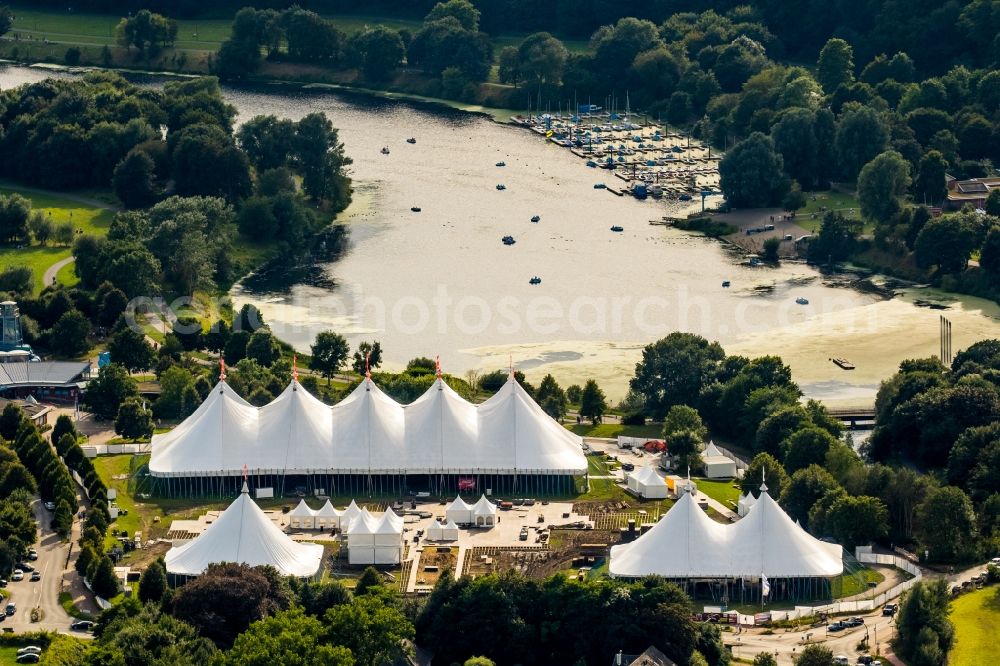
[511,109,721,206]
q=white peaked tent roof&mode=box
[341,500,364,525]
[703,441,728,458]
[345,509,378,535]
[150,381,257,476]
[290,499,316,519]
[315,499,340,518]
[609,490,842,579]
[472,494,497,516]
[629,466,664,487]
[374,510,404,534]
[441,518,460,531]
[743,492,758,509]
[447,495,473,513]
[165,483,323,578]
[150,372,586,477]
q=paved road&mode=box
[6,499,76,634]
[42,256,74,288]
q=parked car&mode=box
[17,562,33,572]
[5,602,15,615]
[27,549,37,561]
[621,462,635,471]
[827,622,846,632]
[43,502,55,511]
[16,654,40,664]
[11,570,23,582]
[30,571,40,582]
[0,579,6,587]
[844,616,864,627]
[16,647,42,656]
[990,557,1000,566]
[70,620,95,632]
[882,604,898,616]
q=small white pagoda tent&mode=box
[626,466,667,498]
[289,499,317,530]
[702,441,737,479]
[165,482,323,579]
[446,495,475,524]
[314,499,341,530]
[737,491,757,517]
[472,494,497,527]
[427,518,460,541]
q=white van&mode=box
[833,657,849,666]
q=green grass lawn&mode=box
[568,423,664,439]
[0,647,17,666]
[950,585,1000,665]
[693,478,741,508]
[0,184,114,294]
[830,567,885,599]
[795,189,863,233]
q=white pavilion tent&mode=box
[609,488,842,582]
[472,495,497,527]
[289,499,316,530]
[149,373,587,493]
[626,466,667,498]
[737,492,757,517]
[446,495,474,524]
[314,499,341,530]
[701,441,737,479]
[165,482,323,579]
[427,518,460,541]
[345,509,403,565]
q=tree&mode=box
[913,150,948,205]
[426,0,480,31]
[115,398,153,441]
[914,213,978,274]
[91,556,121,599]
[740,453,789,498]
[172,562,291,648]
[83,363,139,420]
[497,46,520,85]
[630,333,725,418]
[237,116,296,172]
[916,486,978,562]
[817,38,854,94]
[245,328,279,367]
[138,560,167,604]
[895,580,954,666]
[92,602,218,665]
[283,8,343,62]
[663,405,708,441]
[780,465,841,528]
[27,211,54,246]
[719,132,787,207]
[295,113,352,207]
[351,341,383,375]
[818,494,889,550]
[311,331,349,384]
[324,593,415,666]
[858,151,911,223]
[0,193,31,243]
[227,608,354,666]
[0,5,11,37]
[782,427,838,473]
[108,324,155,373]
[0,266,32,297]
[762,237,781,262]
[753,654,778,666]
[0,403,24,440]
[517,32,568,86]
[535,374,568,420]
[578,379,607,425]
[98,287,129,328]
[985,189,1000,217]
[347,26,405,81]
[113,150,159,209]
[50,309,91,357]
[794,644,835,666]
[835,105,889,180]
[116,10,177,53]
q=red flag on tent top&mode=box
[219,356,227,381]
[292,353,298,381]
[435,355,442,378]
[365,351,371,380]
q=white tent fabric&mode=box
[340,500,364,527]
[150,374,586,477]
[345,509,402,565]
[702,441,737,478]
[314,500,341,530]
[446,495,474,524]
[427,519,460,541]
[626,466,667,498]
[165,483,323,578]
[289,499,317,529]
[609,490,842,579]
[472,495,497,527]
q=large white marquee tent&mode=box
[165,482,323,579]
[609,486,842,602]
[149,373,586,496]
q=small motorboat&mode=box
[722,280,731,288]
[610,225,623,232]
[406,137,416,144]
[496,161,506,167]
[496,184,506,190]
[796,297,809,305]
[594,183,606,189]
[529,276,541,285]
[831,357,856,370]
[381,146,390,155]
[411,207,421,212]
[531,215,540,223]
[502,235,515,245]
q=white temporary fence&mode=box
[82,442,151,458]
[729,549,922,625]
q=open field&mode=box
[568,422,664,439]
[950,585,1000,665]
[7,7,589,61]
[694,478,741,508]
[0,184,114,294]
[795,190,863,233]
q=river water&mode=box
[5,64,1000,403]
